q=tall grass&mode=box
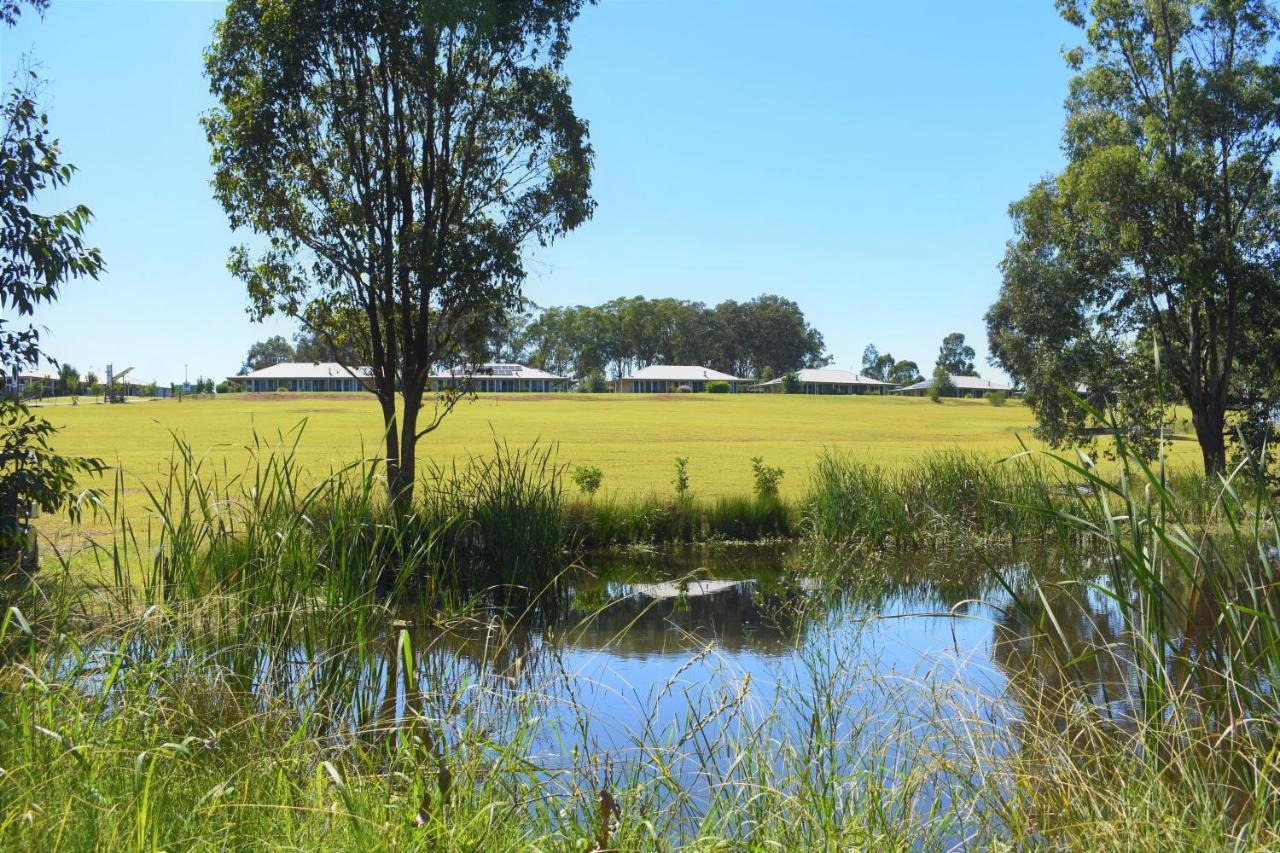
[803,447,1221,547]
[0,575,1008,849]
[564,492,795,547]
[65,428,573,609]
[7,426,1280,846]
[986,426,1280,843]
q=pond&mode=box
[64,542,1162,844]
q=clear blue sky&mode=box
[2,0,1074,386]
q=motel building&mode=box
[614,365,749,393]
[230,362,375,393]
[892,374,1013,399]
[429,363,570,393]
[751,368,891,395]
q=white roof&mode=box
[232,362,374,380]
[12,370,60,381]
[620,364,745,382]
[429,363,566,381]
[753,368,889,387]
[894,374,1011,393]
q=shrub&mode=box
[578,371,610,393]
[672,457,690,497]
[751,456,784,498]
[985,390,1008,406]
[706,380,730,394]
[570,464,604,496]
[782,372,801,394]
[927,366,953,403]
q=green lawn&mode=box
[39,391,1202,504]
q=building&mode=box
[751,368,890,395]
[229,362,374,393]
[4,369,60,398]
[893,374,1012,398]
[429,363,569,393]
[615,365,748,393]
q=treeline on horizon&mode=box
[246,293,838,383]
[242,293,984,392]
[486,293,829,382]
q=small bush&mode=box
[578,371,610,393]
[706,380,730,394]
[985,390,1007,406]
[782,372,801,394]
[673,457,690,497]
[927,366,953,403]
[751,456,784,498]
[570,465,604,496]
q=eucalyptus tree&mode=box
[887,360,921,386]
[0,0,104,548]
[936,332,977,377]
[205,0,595,504]
[987,0,1280,474]
[861,344,896,381]
[240,335,295,372]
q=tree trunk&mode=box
[1189,399,1227,477]
[386,379,427,512]
[379,391,410,508]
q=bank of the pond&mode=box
[6,455,1280,850]
[49,435,1225,598]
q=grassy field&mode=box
[38,391,1201,504]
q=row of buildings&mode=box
[230,362,1013,397]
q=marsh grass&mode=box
[564,492,795,547]
[8,422,1280,847]
[803,447,1223,547]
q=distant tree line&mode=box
[240,330,362,373]
[858,332,978,388]
[488,294,830,381]
[240,310,987,397]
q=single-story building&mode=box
[430,363,569,393]
[893,374,1012,399]
[4,369,60,397]
[229,362,374,393]
[615,365,749,393]
[751,368,891,395]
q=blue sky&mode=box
[2,0,1075,386]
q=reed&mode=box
[6,427,1280,847]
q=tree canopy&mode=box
[240,335,295,373]
[495,294,829,380]
[936,332,977,377]
[987,0,1280,474]
[205,0,595,504]
[0,0,103,543]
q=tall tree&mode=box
[987,0,1280,474]
[0,0,104,554]
[861,345,896,382]
[293,308,369,366]
[887,359,921,386]
[860,344,881,377]
[241,335,295,372]
[57,362,79,396]
[206,0,595,505]
[936,332,977,377]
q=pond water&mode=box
[300,544,1147,816]
[73,542,1159,842]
